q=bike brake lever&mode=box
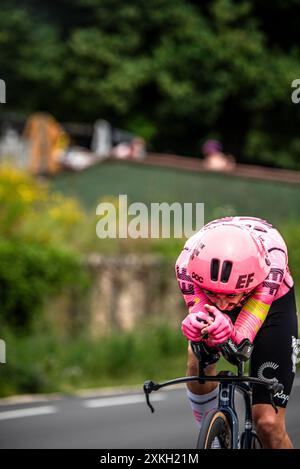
[272,382,284,394]
[269,391,278,414]
[268,380,284,414]
[267,381,283,414]
[143,380,158,413]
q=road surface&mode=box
[0,379,299,448]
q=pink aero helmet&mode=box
[186,224,271,293]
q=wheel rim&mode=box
[251,434,262,449]
[205,412,231,449]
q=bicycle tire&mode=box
[241,431,263,449]
[196,410,232,449]
[250,432,262,449]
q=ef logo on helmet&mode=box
[235,273,255,289]
[192,272,203,283]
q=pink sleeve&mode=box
[231,249,288,344]
[175,248,213,314]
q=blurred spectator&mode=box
[130,137,146,160]
[91,119,112,159]
[91,121,146,161]
[111,136,146,160]
[59,146,98,171]
[23,112,69,175]
[201,139,235,171]
[111,141,132,159]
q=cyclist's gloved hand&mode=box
[201,304,233,345]
[181,311,213,342]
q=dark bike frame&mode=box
[144,360,283,449]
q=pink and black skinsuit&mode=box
[176,217,298,414]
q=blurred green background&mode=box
[1,0,300,397]
[1,0,300,167]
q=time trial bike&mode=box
[144,339,283,449]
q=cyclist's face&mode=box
[203,290,245,311]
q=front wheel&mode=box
[240,431,263,449]
[196,410,232,449]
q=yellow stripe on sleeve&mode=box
[243,298,270,322]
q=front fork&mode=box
[218,378,240,449]
[220,380,260,449]
[216,374,255,449]
[235,382,255,449]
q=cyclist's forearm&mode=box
[231,302,270,343]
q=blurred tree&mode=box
[0,2,64,112]
[1,0,300,168]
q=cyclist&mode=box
[175,216,299,449]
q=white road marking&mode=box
[0,405,58,421]
[84,394,166,408]
[0,376,298,418]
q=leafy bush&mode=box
[0,165,85,244]
[0,320,249,397]
[0,238,86,330]
[0,322,187,396]
[0,166,88,331]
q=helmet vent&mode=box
[210,259,220,281]
[220,261,233,283]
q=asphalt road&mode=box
[0,379,299,449]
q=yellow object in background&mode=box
[23,112,69,175]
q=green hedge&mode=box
[0,321,239,397]
[0,238,86,330]
[0,322,186,396]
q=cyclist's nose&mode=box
[216,299,230,310]
[213,294,231,310]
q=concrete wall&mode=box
[86,254,185,336]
